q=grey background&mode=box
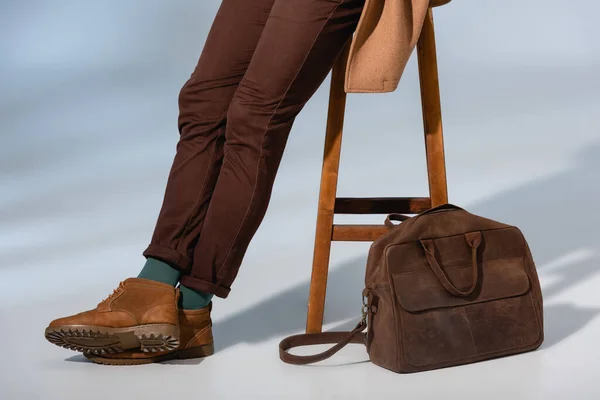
[1,1,600,399]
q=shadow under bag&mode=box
[280,204,544,373]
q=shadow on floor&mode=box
[213,143,600,353]
[63,143,600,363]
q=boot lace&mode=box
[99,282,125,305]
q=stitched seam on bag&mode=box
[385,226,518,249]
[384,227,523,271]
[399,294,542,368]
[398,291,530,314]
[526,292,544,344]
[384,245,403,370]
[216,1,346,281]
[392,256,525,276]
[528,281,544,336]
[392,257,530,312]
[370,284,392,290]
[517,230,544,336]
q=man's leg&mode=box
[180,0,366,297]
[142,0,276,274]
[44,0,277,355]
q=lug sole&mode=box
[83,341,215,365]
[44,324,180,355]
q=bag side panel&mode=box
[365,286,399,372]
[518,229,544,344]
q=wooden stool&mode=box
[306,4,450,333]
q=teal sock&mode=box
[179,285,213,310]
[138,258,181,287]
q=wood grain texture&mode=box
[417,9,449,207]
[306,41,351,334]
[332,225,389,242]
[334,197,431,215]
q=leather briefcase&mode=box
[280,204,544,372]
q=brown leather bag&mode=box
[280,204,544,372]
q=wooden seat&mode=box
[305,6,449,333]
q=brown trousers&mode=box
[143,0,365,297]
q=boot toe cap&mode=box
[48,311,95,328]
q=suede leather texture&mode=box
[49,278,179,328]
[345,0,452,93]
[179,306,213,349]
[89,307,213,360]
[364,204,544,373]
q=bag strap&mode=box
[279,320,367,365]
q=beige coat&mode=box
[344,0,449,93]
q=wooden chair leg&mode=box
[306,42,350,334]
[417,9,449,206]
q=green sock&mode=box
[138,258,181,287]
[179,285,213,310]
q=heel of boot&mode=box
[177,341,214,359]
[134,324,180,353]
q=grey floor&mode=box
[1,1,600,399]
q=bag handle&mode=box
[414,203,464,221]
[279,321,367,365]
[384,213,411,230]
[421,203,464,215]
[384,204,464,231]
[420,231,482,297]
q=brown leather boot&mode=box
[45,278,180,355]
[83,304,214,365]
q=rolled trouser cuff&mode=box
[179,275,231,299]
[143,244,193,273]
